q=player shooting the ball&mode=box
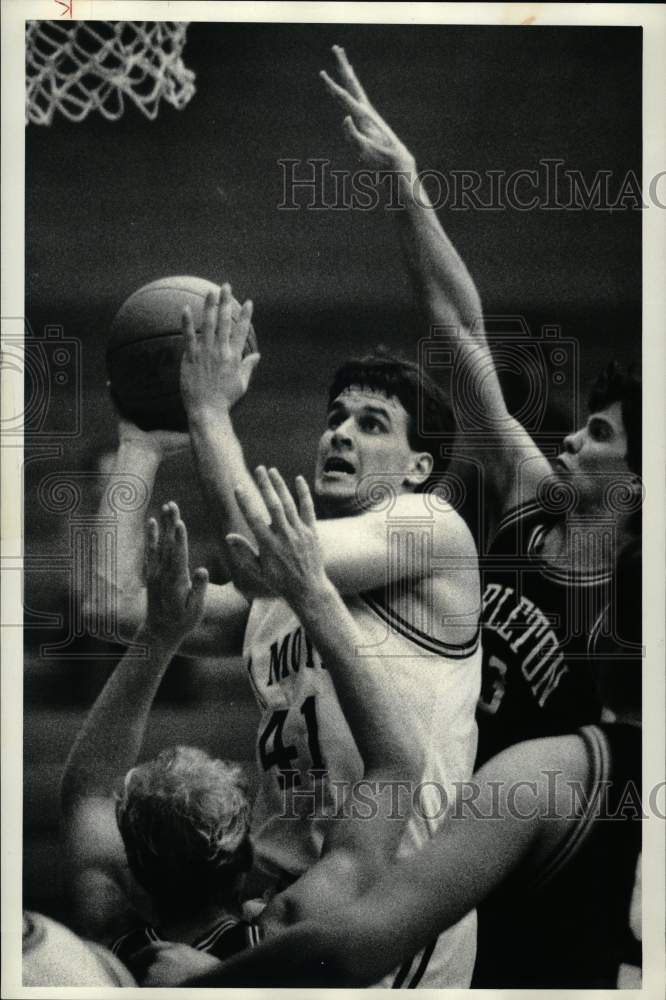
[98,303,482,986]
[97,268,482,984]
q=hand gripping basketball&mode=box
[180,283,260,415]
[106,275,258,431]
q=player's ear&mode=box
[405,452,433,489]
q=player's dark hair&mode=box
[328,349,454,486]
[116,746,252,913]
[588,362,642,475]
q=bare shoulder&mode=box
[389,493,478,555]
[479,733,590,789]
[386,495,481,646]
[476,734,592,865]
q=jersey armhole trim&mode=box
[531,724,610,891]
[362,594,480,658]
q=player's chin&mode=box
[314,476,360,514]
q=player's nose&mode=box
[331,419,354,447]
[563,427,583,453]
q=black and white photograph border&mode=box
[2,1,665,996]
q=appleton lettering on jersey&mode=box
[475,503,608,766]
[482,583,566,709]
[266,625,325,687]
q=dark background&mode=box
[23,22,641,919]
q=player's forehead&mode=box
[328,385,409,422]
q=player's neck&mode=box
[156,898,241,944]
[315,497,363,519]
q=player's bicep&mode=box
[69,866,137,944]
[317,510,396,594]
[318,495,446,593]
[61,797,134,942]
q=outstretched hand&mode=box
[144,501,209,645]
[180,283,260,416]
[226,467,332,612]
[320,45,415,173]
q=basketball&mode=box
[106,276,258,431]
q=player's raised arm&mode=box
[138,474,422,987]
[83,417,186,631]
[181,282,267,563]
[227,468,421,791]
[83,416,249,657]
[61,504,208,941]
[232,462,476,616]
[321,46,551,527]
[229,470,420,883]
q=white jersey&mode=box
[243,587,482,988]
[22,912,136,987]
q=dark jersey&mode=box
[111,916,260,980]
[472,723,642,988]
[476,502,609,765]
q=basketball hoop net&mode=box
[26,21,196,125]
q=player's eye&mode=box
[360,416,384,434]
[327,412,343,430]
[589,421,612,441]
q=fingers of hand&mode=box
[267,467,299,528]
[158,501,179,572]
[226,533,260,563]
[202,290,218,347]
[254,465,289,535]
[144,517,159,579]
[342,114,376,153]
[230,297,254,354]
[217,282,234,347]
[191,566,209,591]
[172,518,191,580]
[332,44,370,103]
[234,484,273,543]
[295,475,317,528]
[320,69,367,117]
[242,351,261,383]
[226,534,264,592]
[181,305,197,361]
[187,566,209,618]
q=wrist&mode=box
[134,622,184,657]
[383,152,416,182]
[290,577,342,626]
[186,402,232,428]
[395,153,417,177]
